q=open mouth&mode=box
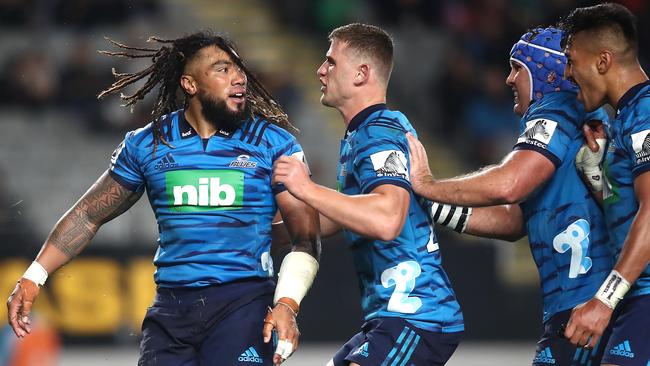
[229,92,246,103]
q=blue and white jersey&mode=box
[336,104,464,333]
[513,91,613,321]
[109,110,303,287]
[603,80,650,297]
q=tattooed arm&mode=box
[7,170,142,337]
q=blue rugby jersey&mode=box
[336,104,464,333]
[109,110,303,287]
[513,91,613,321]
[603,80,650,297]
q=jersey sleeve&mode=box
[625,118,650,177]
[270,135,306,195]
[352,124,411,194]
[513,114,574,168]
[108,131,145,192]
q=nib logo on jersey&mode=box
[631,130,650,165]
[517,119,557,149]
[166,170,244,212]
[533,347,556,364]
[609,340,635,358]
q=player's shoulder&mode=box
[123,111,181,150]
[239,116,296,149]
[358,109,413,137]
[525,91,584,127]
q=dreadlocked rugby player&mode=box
[6,31,320,366]
[406,27,614,366]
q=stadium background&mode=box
[0,0,648,365]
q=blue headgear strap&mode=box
[509,27,577,102]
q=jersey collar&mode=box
[345,103,387,137]
[616,80,650,113]
[177,110,238,139]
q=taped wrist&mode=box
[575,138,607,193]
[431,202,472,233]
[22,261,48,286]
[595,270,630,309]
[273,251,318,306]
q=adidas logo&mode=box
[609,340,635,358]
[238,346,263,363]
[352,342,369,358]
[533,346,556,364]
[154,153,178,170]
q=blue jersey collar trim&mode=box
[616,80,650,112]
[345,103,387,136]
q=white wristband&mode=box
[274,251,319,305]
[431,202,472,233]
[595,270,630,309]
[22,261,48,286]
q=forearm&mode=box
[613,204,650,283]
[465,204,526,242]
[299,183,406,241]
[33,171,141,274]
[417,166,518,207]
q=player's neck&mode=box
[608,63,649,108]
[339,93,386,126]
[184,105,218,138]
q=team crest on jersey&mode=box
[229,154,257,168]
[517,119,557,148]
[370,150,408,180]
[630,129,650,165]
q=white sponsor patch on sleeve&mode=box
[517,119,558,147]
[110,140,126,169]
[291,151,311,174]
[370,150,408,180]
[630,129,650,165]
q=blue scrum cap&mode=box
[509,27,577,102]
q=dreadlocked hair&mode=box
[97,31,297,153]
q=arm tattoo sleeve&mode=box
[48,171,143,258]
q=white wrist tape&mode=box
[595,270,630,309]
[274,251,318,305]
[22,261,48,286]
[431,202,472,233]
[575,138,607,193]
[275,339,294,360]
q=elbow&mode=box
[494,180,527,204]
[372,218,403,242]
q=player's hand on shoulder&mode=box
[272,155,312,200]
[263,297,300,365]
[406,133,434,193]
[6,278,40,338]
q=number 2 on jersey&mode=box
[381,261,422,313]
[552,219,592,278]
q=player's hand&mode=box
[262,299,300,365]
[7,278,40,338]
[564,298,613,349]
[582,120,607,153]
[406,133,434,193]
[272,155,313,200]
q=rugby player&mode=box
[6,31,321,366]
[406,27,614,365]
[560,3,650,364]
[273,23,464,366]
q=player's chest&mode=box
[337,139,357,193]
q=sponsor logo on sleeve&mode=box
[370,150,408,180]
[630,130,650,165]
[517,119,558,149]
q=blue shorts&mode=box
[533,309,610,366]
[601,294,650,366]
[138,278,276,366]
[332,317,462,366]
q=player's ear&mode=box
[353,64,369,86]
[597,50,612,74]
[180,74,197,95]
